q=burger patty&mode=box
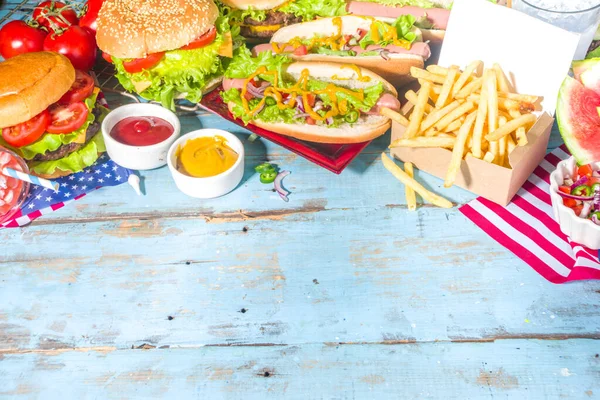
[241,11,302,38]
[32,105,104,162]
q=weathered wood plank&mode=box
[1,340,598,399]
[2,207,599,350]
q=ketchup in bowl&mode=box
[109,116,174,146]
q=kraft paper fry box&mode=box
[390,0,580,206]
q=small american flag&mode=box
[2,153,131,228]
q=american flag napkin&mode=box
[460,145,600,283]
[2,153,131,228]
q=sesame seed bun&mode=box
[0,52,75,129]
[96,0,219,58]
[219,0,289,11]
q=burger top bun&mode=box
[96,0,219,59]
[0,52,75,129]
[219,0,289,11]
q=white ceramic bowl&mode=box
[549,156,600,249]
[167,129,244,199]
[101,103,181,170]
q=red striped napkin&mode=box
[460,145,600,283]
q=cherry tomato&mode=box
[563,198,578,208]
[306,117,316,125]
[47,102,89,134]
[58,70,95,104]
[577,164,594,177]
[180,28,217,50]
[293,45,308,56]
[122,52,165,73]
[2,110,50,147]
[101,51,113,63]
[0,21,47,59]
[33,1,79,34]
[305,93,316,107]
[79,0,105,37]
[43,25,97,71]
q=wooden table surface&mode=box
[1,2,600,399]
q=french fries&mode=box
[404,162,417,211]
[381,107,409,126]
[388,62,541,195]
[381,153,453,209]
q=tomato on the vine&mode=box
[33,1,79,34]
[0,21,47,59]
[79,0,105,37]
[43,25,96,71]
[2,110,50,147]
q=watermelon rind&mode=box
[581,61,600,95]
[557,76,600,164]
[573,58,600,81]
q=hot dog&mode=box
[221,51,401,144]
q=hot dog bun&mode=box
[0,52,75,129]
[261,16,429,88]
[225,61,398,144]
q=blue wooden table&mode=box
[1,2,600,398]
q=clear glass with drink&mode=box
[511,0,600,60]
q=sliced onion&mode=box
[274,170,291,202]
[293,113,310,119]
[581,201,593,219]
[595,187,600,211]
[379,49,390,61]
[593,214,600,225]
[557,190,593,201]
[571,175,589,190]
[246,83,265,98]
[297,96,305,113]
[313,101,323,112]
[326,117,334,125]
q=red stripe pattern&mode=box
[460,145,600,283]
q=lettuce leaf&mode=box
[357,0,449,8]
[359,15,417,49]
[29,132,106,176]
[307,80,383,112]
[111,15,242,110]
[316,48,357,56]
[225,47,291,84]
[217,0,346,25]
[13,90,101,160]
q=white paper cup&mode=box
[101,103,181,170]
[167,129,244,199]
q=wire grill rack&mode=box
[1,0,209,116]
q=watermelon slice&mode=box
[581,62,600,94]
[573,58,600,81]
[557,76,600,164]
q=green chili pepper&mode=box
[260,171,277,184]
[572,184,592,197]
[255,162,276,173]
[344,110,359,123]
[590,211,600,221]
[265,97,276,106]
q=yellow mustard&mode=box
[176,136,238,178]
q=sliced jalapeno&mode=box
[572,184,591,197]
[344,110,359,123]
[260,171,277,184]
[255,162,276,173]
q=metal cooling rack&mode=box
[1,0,209,116]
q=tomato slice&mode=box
[2,110,50,147]
[572,205,584,216]
[563,198,578,208]
[59,70,95,104]
[102,52,113,63]
[357,28,368,40]
[293,45,308,56]
[305,93,316,107]
[558,186,571,194]
[123,52,165,73]
[578,164,594,177]
[180,28,217,50]
[47,102,89,134]
[305,116,316,125]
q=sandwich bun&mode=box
[227,61,398,144]
[268,16,428,88]
[96,0,219,59]
[0,52,75,129]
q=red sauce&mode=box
[110,116,174,146]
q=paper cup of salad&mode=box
[549,156,600,249]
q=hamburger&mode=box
[217,0,347,41]
[346,0,453,43]
[96,0,242,110]
[0,52,108,179]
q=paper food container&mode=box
[390,0,580,206]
